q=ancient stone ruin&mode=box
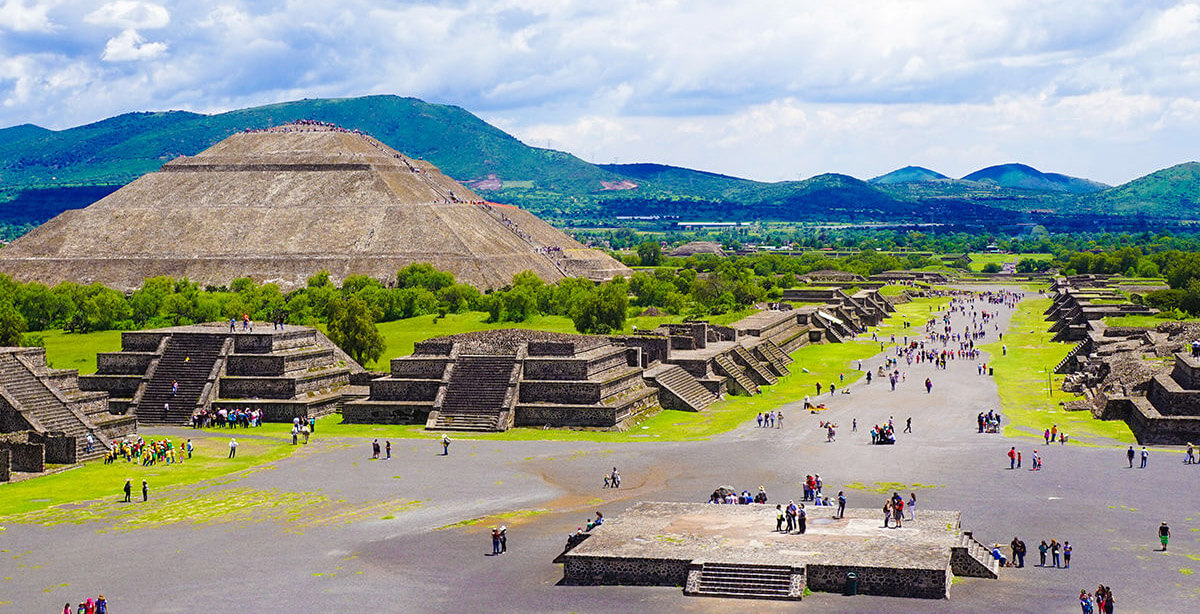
[77,323,365,426]
[556,502,998,601]
[1,347,136,480]
[346,290,897,432]
[0,122,629,291]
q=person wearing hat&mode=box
[1159,522,1171,551]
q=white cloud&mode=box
[85,0,170,29]
[100,28,167,61]
[0,0,58,32]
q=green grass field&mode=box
[967,252,1051,272]
[982,298,1135,444]
[1104,314,1193,328]
[38,329,124,374]
[0,434,298,517]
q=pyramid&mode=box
[0,123,630,290]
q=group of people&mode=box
[870,421,897,445]
[565,512,606,549]
[755,411,784,428]
[62,596,107,614]
[709,486,767,504]
[191,407,266,429]
[489,526,508,555]
[105,436,191,466]
[1006,446,1042,470]
[882,492,915,527]
[1044,424,1071,445]
[602,467,621,488]
[978,410,1003,433]
[1079,586,1116,614]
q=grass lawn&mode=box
[967,252,1051,272]
[0,434,298,517]
[981,298,1135,444]
[1104,314,1193,328]
[303,298,946,443]
[38,329,124,374]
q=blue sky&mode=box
[1,0,1199,185]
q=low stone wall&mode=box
[527,341,576,356]
[342,401,432,424]
[1147,375,1200,416]
[77,374,142,398]
[1125,399,1200,444]
[227,348,333,377]
[0,449,9,482]
[97,351,156,375]
[41,435,77,464]
[514,405,620,428]
[389,358,449,379]
[805,564,949,599]
[561,556,690,587]
[611,336,670,367]
[213,397,341,422]
[121,331,168,352]
[413,341,454,356]
[369,378,440,401]
[0,439,44,472]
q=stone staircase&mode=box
[432,355,518,431]
[731,345,778,385]
[753,340,791,377]
[950,532,1000,579]
[1054,339,1091,374]
[644,364,719,411]
[687,562,800,600]
[0,352,108,461]
[136,334,228,424]
[714,354,759,395]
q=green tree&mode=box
[637,241,663,266]
[571,281,628,334]
[0,301,27,346]
[327,297,386,366]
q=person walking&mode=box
[906,492,917,521]
[371,439,380,459]
[1159,521,1171,551]
[1140,447,1149,469]
[1063,541,1072,568]
[797,504,807,534]
[185,438,193,459]
[123,478,132,503]
[1008,446,1016,469]
[904,417,912,433]
[442,434,451,456]
[836,491,846,519]
[141,479,148,502]
[228,437,238,459]
[925,377,933,393]
[1126,445,1135,468]
[384,440,391,460]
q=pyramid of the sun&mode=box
[0,124,630,290]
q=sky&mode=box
[1,0,1199,185]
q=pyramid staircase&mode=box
[644,364,719,411]
[752,340,791,377]
[951,532,1000,579]
[686,562,801,600]
[731,345,778,386]
[0,352,110,461]
[431,355,519,431]
[714,354,759,395]
[135,334,229,425]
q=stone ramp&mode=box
[0,352,109,460]
[644,364,719,412]
[136,334,229,425]
[686,562,802,601]
[431,355,519,431]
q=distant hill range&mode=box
[0,95,1197,236]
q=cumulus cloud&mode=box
[84,0,169,29]
[100,28,167,61]
[0,0,1198,185]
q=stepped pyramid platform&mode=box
[1,347,136,476]
[0,122,630,291]
[1114,352,1200,444]
[78,323,363,425]
[344,329,659,432]
[557,502,997,601]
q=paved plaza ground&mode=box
[3,288,1198,613]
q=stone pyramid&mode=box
[0,123,630,290]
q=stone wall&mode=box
[0,394,33,431]
[77,374,142,398]
[514,405,620,428]
[413,341,454,356]
[121,331,168,352]
[0,439,44,472]
[527,341,576,356]
[97,351,155,374]
[561,556,691,587]
[611,336,670,367]
[226,350,334,377]
[368,379,440,401]
[805,564,949,599]
[41,435,77,464]
[389,358,449,379]
[0,449,9,482]
[213,397,341,422]
[342,401,431,424]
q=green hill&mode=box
[869,166,948,184]
[0,123,52,147]
[961,163,1107,194]
[1075,162,1200,217]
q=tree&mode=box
[571,281,628,334]
[981,263,1002,273]
[0,301,27,346]
[637,241,663,266]
[326,297,386,366]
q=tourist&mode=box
[1080,589,1094,614]
[1011,537,1026,567]
[610,467,620,488]
[1127,445,1135,467]
[95,595,106,614]
[1186,442,1195,464]
[776,504,785,531]
[1063,540,1072,568]
[756,412,763,427]
[123,478,131,503]
[1008,446,1016,469]
[141,479,148,502]
[1051,424,1058,442]
[372,439,380,459]
[1038,540,1049,566]
[491,528,501,555]
[906,492,917,521]
[1017,451,1022,469]
[797,504,807,534]
[1140,447,1148,468]
[991,544,1007,567]
[836,491,846,519]
[228,437,238,459]
[185,439,193,459]
[385,440,391,459]
[882,499,892,528]
[1159,521,1171,550]
[776,410,783,428]
[925,377,933,393]
[1051,539,1061,567]
[499,526,507,553]
[904,417,912,433]
[442,435,451,456]
[786,500,797,532]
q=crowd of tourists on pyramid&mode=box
[103,435,192,466]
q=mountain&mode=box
[0,123,52,147]
[961,163,1107,194]
[598,163,761,200]
[869,166,948,184]
[1076,162,1200,217]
